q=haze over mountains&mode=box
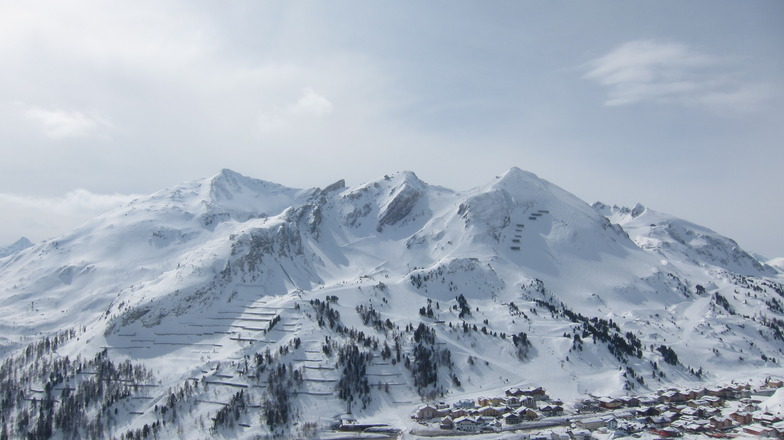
[0,168,782,438]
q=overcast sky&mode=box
[1,1,782,258]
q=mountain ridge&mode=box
[0,168,782,439]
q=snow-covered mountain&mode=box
[0,237,33,259]
[0,168,782,439]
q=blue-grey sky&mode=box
[1,1,782,258]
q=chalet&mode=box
[615,411,635,421]
[651,427,681,438]
[702,407,722,418]
[539,405,563,417]
[614,421,645,435]
[620,396,640,407]
[477,396,505,407]
[706,386,733,399]
[681,389,699,401]
[654,404,671,414]
[739,401,759,412]
[662,410,680,422]
[454,416,479,433]
[598,397,622,409]
[639,395,659,406]
[414,404,448,420]
[703,395,724,407]
[506,396,522,407]
[769,379,784,389]
[687,399,709,409]
[517,408,539,421]
[755,388,778,398]
[450,409,469,418]
[729,411,753,425]
[476,405,505,418]
[646,415,672,429]
[570,428,592,440]
[523,386,548,400]
[753,412,781,425]
[506,387,525,397]
[474,415,494,427]
[439,416,454,430]
[771,421,784,436]
[502,412,521,425]
[743,424,775,437]
[680,407,700,418]
[659,390,686,404]
[676,420,709,434]
[521,396,538,408]
[453,399,475,409]
[709,416,734,430]
[575,398,601,413]
[575,416,611,431]
[638,406,661,417]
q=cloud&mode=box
[23,105,114,140]
[0,190,141,243]
[290,88,334,117]
[583,39,771,112]
[258,87,334,133]
[0,189,140,215]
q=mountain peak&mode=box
[206,169,311,218]
[489,167,558,197]
[631,203,646,218]
[497,166,541,184]
[0,237,34,258]
[209,168,287,197]
[382,170,426,189]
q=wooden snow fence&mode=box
[229,336,261,343]
[293,391,332,396]
[229,324,266,331]
[203,380,248,389]
[209,317,270,322]
[304,365,335,371]
[303,378,338,383]
[195,399,229,406]
[151,341,223,347]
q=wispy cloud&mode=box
[258,87,334,133]
[23,105,115,140]
[583,39,771,112]
[0,190,140,215]
[0,190,141,243]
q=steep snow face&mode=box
[768,257,784,273]
[0,171,316,338]
[207,168,314,220]
[594,202,774,276]
[0,237,33,259]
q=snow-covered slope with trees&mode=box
[0,168,782,439]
